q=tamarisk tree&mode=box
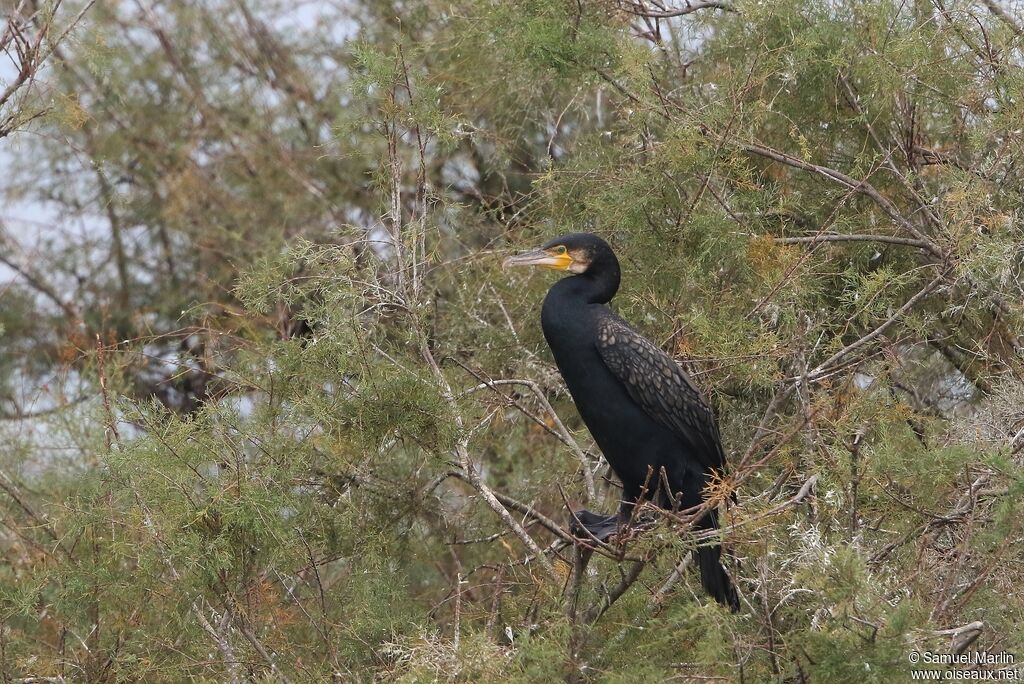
[0,0,1021,681]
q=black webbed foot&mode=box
[568,509,621,542]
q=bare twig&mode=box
[731,137,945,259]
[0,470,61,545]
[0,224,82,322]
[805,270,948,382]
[622,1,733,18]
[0,0,97,133]
[583,560,647,623]
[870,475,993,564]
[774,233,932,250]
[192,600,242,684]
[231,608,294,684]
[461,373,597,500]
[378,59,558,580]
[670,475,818,542]
[421,350,558,580]
[454,572,462,652]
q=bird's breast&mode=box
[540,297,690,485]
[542,305,644,426]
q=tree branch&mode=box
[806,270,948,382]
[622,1,734,18]
[461,374,597,501]
[732,137,945,259]
[773,233,932,249]
[0,224,82,322]
[979,0,1023,36]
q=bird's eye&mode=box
[552,245,568,255]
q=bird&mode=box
[504,232,739,610]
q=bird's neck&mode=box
[551,265,620,305]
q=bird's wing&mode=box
[596,316,726,470]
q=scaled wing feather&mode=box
[596,316,726,470]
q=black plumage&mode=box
[504,232,738,610]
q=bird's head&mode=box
[502,232,616,275]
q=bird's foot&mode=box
[568,509,622,542]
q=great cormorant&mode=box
[504,232,739,610]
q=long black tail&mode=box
[696,544,739,611]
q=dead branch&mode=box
[931,621,984,655]
[370,51,559,580]
[192,599,242,684]
[621,1,734,18]
[774,233,933,250]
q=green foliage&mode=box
[491,0,621,79]
[1,0,1023,680]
